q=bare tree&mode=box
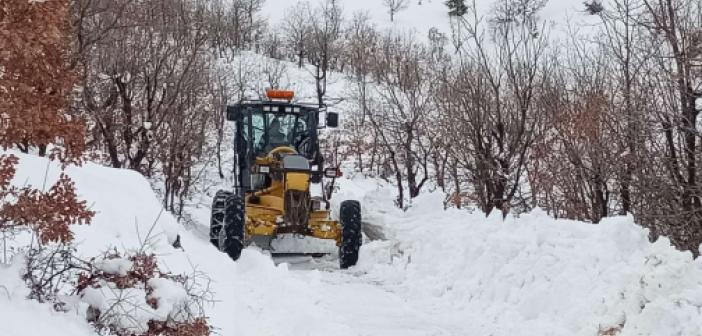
[636,0,702,254]
[305,0,344,107]
[75,0,218,215]
[281,1,311,68]
[383,0,409,22]
[536,51,620,222]
[343,12,379,172]
[368,33,435,208]
[590,0,651,217]
[442,0,549,215]
[227,0,267,51]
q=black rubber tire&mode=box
[339,200,362,269]
[209,190,231,247]
[220,193,246,261]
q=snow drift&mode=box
[337,174,702,336]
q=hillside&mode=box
[262,0,595,39]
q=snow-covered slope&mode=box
[3,150,702,335]
[263,0,598,41]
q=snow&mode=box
[0,258,95,336]
[78,276,192,333]
[96,258,133,276]
[147,277,192,322]
[263,0,598,42]
[4,145,702,335]
[81,283,152,333]
[8,151,181,257]
[215,50,347,103]
[333,175,702,335]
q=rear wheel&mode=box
[339,200,362,269]
[210,190,246,261]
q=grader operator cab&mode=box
[210,90,362,269]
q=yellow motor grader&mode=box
[210,90,362,268]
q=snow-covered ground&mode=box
[3,150,702,335]
[1,260,95,336]
[263,0,599,42]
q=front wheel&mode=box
[339,200,362,269]
[209,190,231,247]
[210,190,246,261]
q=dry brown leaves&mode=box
[0,154,94,243]
[0,0,86,163]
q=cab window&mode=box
[252,112,308,154]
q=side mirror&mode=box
[226,106,242,121]
[326,112,339,128]
[324,167,342,178]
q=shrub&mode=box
[76,250,211,336]
[0,155,94,244]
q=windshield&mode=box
[252,112,309,154]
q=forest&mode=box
[60,0,702,256]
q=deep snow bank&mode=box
[335,174,702,336]
[7,152,181,256]
[0,151,191,335]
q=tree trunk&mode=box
[389,150,404,209]
[451,158,461,209]
[38,144,47,157]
